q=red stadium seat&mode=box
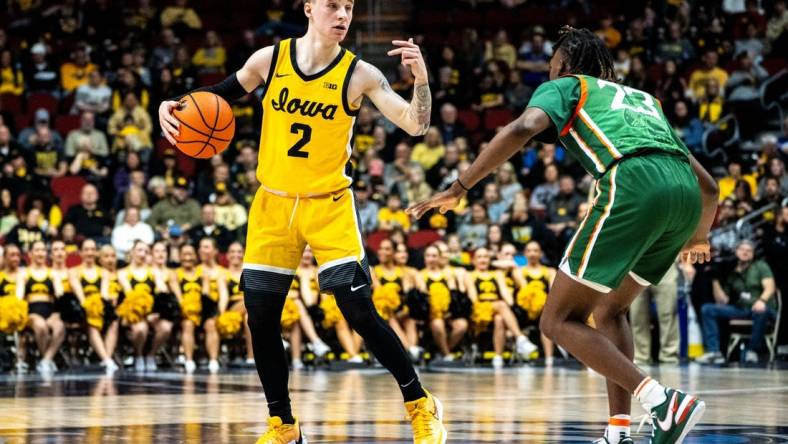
[51,175,87,215]
[0,93,23,114]
[27,92,59,116]
[65,252,82,267]
[457,109,480,132]
[55,114,81,136]
[365,230,390,252]
[484,108,513,131]
[217,252,228,267]
[59,93,75,115]
[407,230,442,249]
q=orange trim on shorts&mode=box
[560,75,588,137]
[578,166,617,276]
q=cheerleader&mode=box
[72,239,119,374]
[521,241,556,363]
[100,245,122,370]
[51,240,84,325]
[225,242,254,364]
[0,245,25,371]
[194,238,228,373]
[118,241,161,372]
[283,276,305,369]
[296,247,357,362]
[17,240,65,374]
[371,239,420,360]
[465,247,535,369]
[178,242,219,373]
[149,241,181,370]
[393,242,426,360]
[421,245,468,361]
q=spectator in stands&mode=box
[719,159,758,201]
[112,68,150,111]
[187,203,232,251]
[67,134,108,181]
[64,183,111,241]
[482,183,508,224]
[688,49,729,101]
[494,162,522,208]
[378,193,410,232]
[433,48,462,108]
[18,108,63,152]
[192,30,226,75]
[504,69,532,111]
[758,157,788,197]
[630,263,680,365]
[352,105,379,155]
[0,188,18,236]
[124,0,158,34]
[653,60,688,107]
[710,198,754,256]
[160,0,202,32]
[458,202,489,250]
[132,49,152,88]
[148,176,201,237]
[1,149,33,199]
[150,28,179,71]
[671,101,705,154]
[108,92,153,161]
[623,56,648,91]
[735,22,765,58]
[595,15,622,49]
[727,52,769,139]
[0,125,22,164]
[228,29,257,72]
[111,206,154,259]
[171,45,198,93]
[427,142,462,191]
[762,204,788,299]
[529,164,560,212]
[436,103,467,145]
[213,185,247,239]
[24,192,61,237]
[64,112,109,159]
[503,196,558,260]
[546,175,582,241]
[699,240,776,364]
[485,29,517,69]
[24,42,59,94]
[516,25,551,88]
[0,49,23,95]
[115,185,150,227]
[30,126,67,185]
[5,207,46,252]
[404,167,432,208]
[354,179,378,234]
[755,177,784,212]
[698,78,726,125]
[656,21,696,64]
[255,0,306,38]
[60,45,96,94]
[410,127,445,171]
[766,0,788,55]
[72,71,112,117]
[612,48,631,81]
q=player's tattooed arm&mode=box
[408,82,432,136]
[360,62,431,136]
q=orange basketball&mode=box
[172,91,235,159]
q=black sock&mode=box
[244,290,295,424]
[332,269,426,402]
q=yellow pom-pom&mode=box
[471,301,494,332]
[319,294,343,329]
[280,297,301,329]
[181,291,202,325]
[216,311,243,339]
[0,296,28,334]
[82,294,106,330]
[516,281,548,321]
[428,282,451,319]
[116,290,154,325]
[372,285,401,321]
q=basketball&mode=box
[172,91,235,159]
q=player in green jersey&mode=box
[409,27,719,444]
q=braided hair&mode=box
[552,26,616,81]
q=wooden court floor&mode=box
[1,364,787,443]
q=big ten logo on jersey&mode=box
[323,81,338,90]
[271,87,338,120]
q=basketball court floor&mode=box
[1,363,787,443]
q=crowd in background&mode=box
[0,0,786,373]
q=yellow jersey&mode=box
[258,38,360,195]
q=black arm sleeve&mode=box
[174,73,252,103]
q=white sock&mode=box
[605,414,631,443]
[634,377,667,409]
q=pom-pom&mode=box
[372,285,401,321]
[428,282,451,319]
[319,294,343,329]
[116,289,154,324]
[82,294,106,330]
[516,280,548,320]
[0,296,28,333]
[280,297,301,329]
[181,290,203,325]
[471,301,494,331]
[216,311,243,339]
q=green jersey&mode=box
[528,75,689,179]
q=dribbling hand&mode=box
[158,100,181,145]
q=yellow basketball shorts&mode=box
[242,187,370,295]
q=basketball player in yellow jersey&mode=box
[158,2,444,443]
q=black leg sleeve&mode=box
[331,267,426,402]
[244,289,295,424]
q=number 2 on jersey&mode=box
[288,123,312,158]
[597,79,660,119]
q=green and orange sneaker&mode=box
[640,388,705,444]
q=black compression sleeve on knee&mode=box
[332,283,426,402]
[244,290,295,424]
[175,73,251,103]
